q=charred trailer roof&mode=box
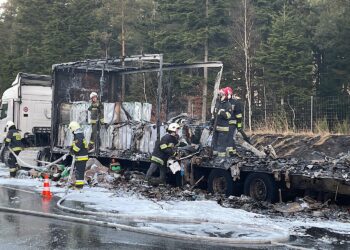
[50,54,223,160]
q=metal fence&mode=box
[247,95,350,133]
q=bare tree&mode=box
[231,0,255,131]
[202,0,209,122]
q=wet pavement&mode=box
[0,182,349,249]
[0,185,251,250]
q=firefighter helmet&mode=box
[90,92,98,99]
[218,88,227,96]
[225,87,233,95]
[5,121,15,131]
[167,123,180,132]
[68,121,80,132]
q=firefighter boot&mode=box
[75,180,84,189]
[228,148,237,157]
[9,168,17,178]
[142,180,150,187]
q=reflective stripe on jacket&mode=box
[212,100,232,129]
[71,130,88,160]
[5,129,24,152]
[229,98,243,128]
[150,133,179,165]
[88,101,104,124]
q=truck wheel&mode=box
[37,148,51,167]
[2,147,11,167]
[208,169,235,196]
[244,173,278,202]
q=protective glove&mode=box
[218,109,226,116]
[191,144,199,150]
[219,109,226,112]
[172,149,178,157]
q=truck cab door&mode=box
[0,99,14,144]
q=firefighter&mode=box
[145,123,180,185]
[68,121,89,189]
[225,86,237,156]
[231,92,250,143]
[4,121,24,177]
[211,88,232,158]
[88,92,104,151]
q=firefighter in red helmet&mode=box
[211,88,232,158]
[225,86,250,144]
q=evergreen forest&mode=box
[1,0,349,129]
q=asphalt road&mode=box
[0,184,349,250]
[0,185,241,250]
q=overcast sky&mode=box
[0,0,6,8]
[0,0,6,13]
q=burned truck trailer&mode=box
[50,54,350,203]
[194,146,350,203]
[50,54,223,164]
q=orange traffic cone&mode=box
[42,174,52,197]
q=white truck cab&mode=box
[0,73,52,146]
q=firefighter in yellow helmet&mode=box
[145,123,180,185]
[68,121,89,189]
[4,121,24,177]
[88,92,104,152]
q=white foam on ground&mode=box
[0,165,349,241]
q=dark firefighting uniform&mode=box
[231,98,243,139]
[227,98,243,155]
[212,100,232,157]
[5,126,24,177]
[71,129,89,188]
[146,133,179,182]
[88,101,104,147]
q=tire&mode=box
[208,169,237,196]
[37,147,51,167]
[243,173,278,203]
[2,147,11,167]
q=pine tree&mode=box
[313,0,350,96]
[43,0,101,65]
[256,3,313,98]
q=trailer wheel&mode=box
[208,169,235,196]
[244,173,278,202]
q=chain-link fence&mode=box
[246,95,350,133]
